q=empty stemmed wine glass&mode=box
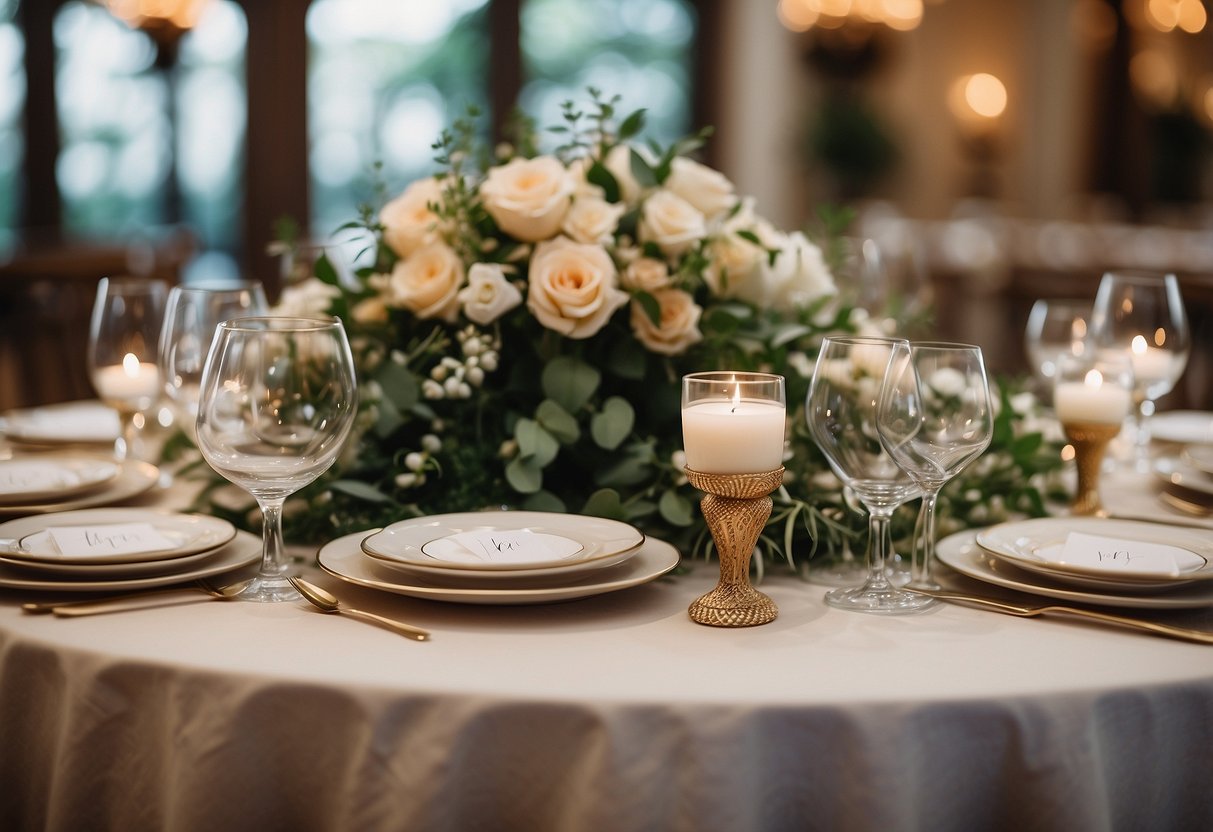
[1023,298,1091,390]
[195,317,358,602]
[88,277,168,461]
[159,281,268,443]
[877,342,994,590]
[806,336,932,614]
[1088,271,1189,471]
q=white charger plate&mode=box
[323,530,679,605]
[0,455,120,504]
[1,400,121,445]
[361,511,645,575]
[0,508,236,565]
[1149,410,1213,445]
[937,530,1213,610]
[975,517,1213,591]
[0,544,223,579]
[0,530,260,592]
[0,460,160,516]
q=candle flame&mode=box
[731,385,740,413]
[1131,334,1147,355]
[122,352,141,377]
[1083,368,1104,388]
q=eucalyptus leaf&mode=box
[375,362,419,410]
[595,454,652,488]
[523,490,566,512]
[536,399,581,444]
[618,109,646,140]
[515,418,559,467]
[542,356,601,413]
[374,396,405,438]
[658,489,695,527]
[634,291,662,328]
[329,480,394,504]
[314,253,339,286]
[505,457,543,494]
[587,161,620,203]
[590,396,635,450]
[605,337,648,380]
[629,148,657,188]
[581,488,626,520]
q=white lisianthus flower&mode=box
[527,236,628,339]
[764,231,836,312]
[620,257,672,292]
[480,156,574,242]
[560,195,626,246]
[273,278,341,316]
[386,242,465,322]
[664,157,736,221]
[379,177,444,258]
[629,288,703,356]
[639,190,706,258]
[458,262,523,325]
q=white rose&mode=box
[703,232,765,301]
[480,156,574,242]
[380,177,444,258]
[272,278,341,317]
[386,243,465,322]
[560,195,626,246]
[621,257,672,292]
[630,288,703,356]
[527,237,628,339]
[665,157,735,221]
[639,190,706,258]
[458,262,523,325]
[765,231,836,312]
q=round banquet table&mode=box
[0,468,1211,832]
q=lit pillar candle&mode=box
[1055,369,1131,425]
[682,385,786,474]
[92,353,161,411]
[1129,335,1173,387]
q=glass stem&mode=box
[911,489,941,589]
[864,508,894,590]
[1133,399,1151,469]
[257,497,288,578]
[115,411,137,462]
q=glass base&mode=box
[905,578,942,592]
[824,584,936,615]
[232,574,301,603]
[806,556,868,587]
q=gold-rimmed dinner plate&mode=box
[937,530,1213,610]
[0,460,160,516]
[0,544,225,579]
[0,508,236,565]
[0,530,260,592]
[360,511,645,578]
[974,517,1213,592]
[0,455,120,504]
[323,530,679,605]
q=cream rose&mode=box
[273,278,341,317]
[380,177,443,258]
[560,195,626,246]
[621,257,672,292]
[480,156,574,242]
[702,232,765,301]
[527,237,628,339]
[630,288,703,356]
[638,190,706,258]
[351,295,390,324]
[386,242,465,322]
[604,144,644,204]
[665,157,735,221]
[458,262,523,325]
[764,231,836,312]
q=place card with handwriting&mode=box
[436,530,584,564]
[47,523,178,558]
[1057,532,1200,575]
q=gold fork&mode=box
[918,589,1213,645]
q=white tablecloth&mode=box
[1,468,1211,831]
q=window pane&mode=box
[520,0,695,148]
[0,0,22,243]
[307,0,491,238]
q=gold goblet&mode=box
[1053,353,1133,517]
[685,467,783,627]
[1061,421,1120,516]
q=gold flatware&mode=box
[23,578,245,617]
[287,575,430,642]
[919,589,1213,645]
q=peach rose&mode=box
[630,288,703,356]
[527,237,628,339]
[458,263,522,325]
[386,243,465,322]
[638,190,706,258]
[480,156,574,242]
[621,257,672,292]
[561,195,626,246]
[380,177,443,258]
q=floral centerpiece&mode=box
[204,91,1062,568]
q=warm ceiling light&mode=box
[964,73,1008,119]
[1146,0,1181,31]
[1177,0,1207,32]
[881,0,924,30]
[778,0,821,32]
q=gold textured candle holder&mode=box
[685,466,783,627]
[1063,421,1121,516]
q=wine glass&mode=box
[1024,298,1091,388]
[195,317,358,602]
[1088,271,1190,470]
[877,341,994,590]
[806,335,932,614]
[159,281,268,442]
[87,277,168,461]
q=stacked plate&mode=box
[1153,446,1213,518]
[0,400,121,448]
[0,453,160,516]
[319,511,680,605]
[0,507,260,592]
[937,516,1213,609]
